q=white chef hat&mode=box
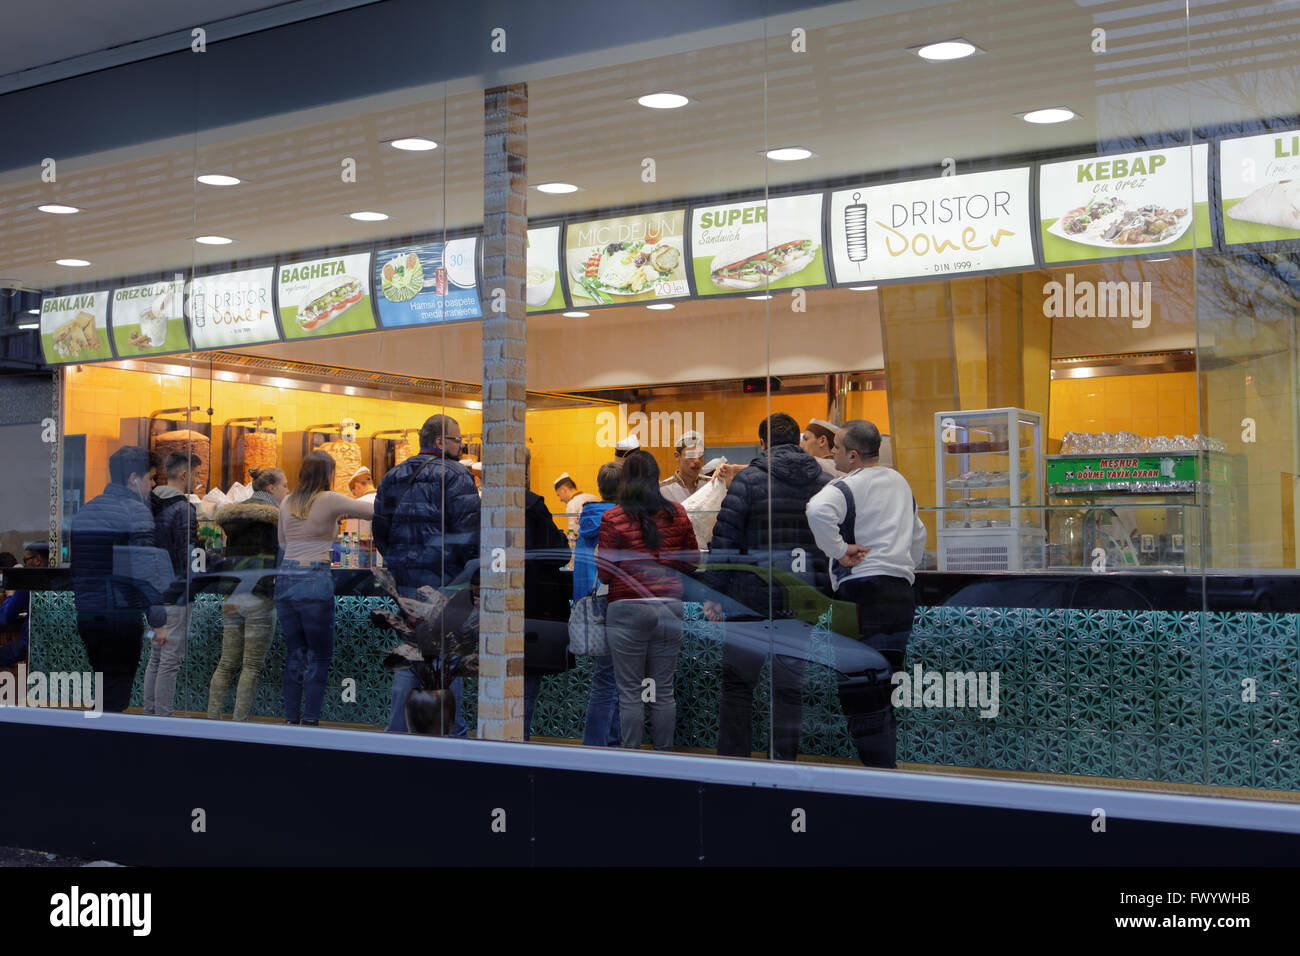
[553,472,575,488]
[806,419,837,442]
[614,436,640,456]
[676,430,704,458]
[349,466,372,483]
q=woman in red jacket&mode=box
[598,449,700,751]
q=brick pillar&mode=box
[478,84,528,740]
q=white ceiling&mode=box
[2,0,1300,293]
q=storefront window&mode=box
[4,0,1300,799]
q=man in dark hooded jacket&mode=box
[375,413,480,734]
[71,445,168,713]
[706,412,831,761]
[144,450,202,716]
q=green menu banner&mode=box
[1047,455,1198,486]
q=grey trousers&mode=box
[142,602,190,717]
[606,598,684,751]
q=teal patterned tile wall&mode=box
[26,594,1300,790]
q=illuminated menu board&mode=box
[1220,129,1300,245]
[277,252,377,340]
[1039,144,1210,262]
[373,238,481,327]
[565,210,689,307]
[690,194,826,295]
[41,290,112,364]
[526,226,566,313]
[828,169,1034,283]
[111,278,189,357]
[186,268,279,350]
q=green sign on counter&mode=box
[1045,453,1229,493]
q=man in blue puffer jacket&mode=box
[374,413,481,734]
[71,445,169,713]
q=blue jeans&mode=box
[582,655,621,746]
[386,669,467,736]
[275,566,335,724]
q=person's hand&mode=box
[837,544,870,568]
[718,463,746,487]
[703,600,724,622]
[151,626,168,647]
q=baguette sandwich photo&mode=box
[297,276,364,332]
[708,229,819,290]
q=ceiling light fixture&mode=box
[38,204,79,214]
[646,303,675,310]
[746,294,774,300]
[195,235,233,245]
[849,285,879,291]
[914,39,979,61]
[637,92,690,109]
[766,147,813,161]
[536,182,579,194]
[562,311,590,318]
[26,308,39,315]
[391,138,438,151]
[349,211,389,221]
[55,258,90,267]
[1022,107,1077,124]
[18,323,39,330]
[197,174,241,186]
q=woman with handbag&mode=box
[597,450,700,751]
[277,451,373,725]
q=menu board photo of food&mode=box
[1220,129,1300,245]
[41,290,113,364]
[690,194,826,296]
[564,210,689,307]
[828,169,1034,284]
[277,252,377,340]
[1039,144,1210,262]
[373,237,481,327]
[186,267,280,350]
[111,279,189,355]
[526,225,566,313]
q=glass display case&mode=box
[934,407,1044,571]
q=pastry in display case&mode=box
[934,408,1044,571]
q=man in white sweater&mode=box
[806,419,926,769]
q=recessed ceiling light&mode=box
[38,204,79,215]
[1022,107,1077,124]
[55,258,90,267]
[391,138,438,151]
[562,311,589,318]
[195,235,233,245]
[646,303,675,310]
[26,308,39,315]
[915,40,979,61]
[349,211,389,221]
[746,294,773,300]
[850,285,879,291]
[638,92,689,109]
[197,174,241,186]
[1148,257,1171,262]
[18,323,38,330]
[536,182,579,194]
[766,147,813,161]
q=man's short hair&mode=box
[758,413,801,448]
[596,462,621,502]
[840,419,882,460]
[165,451,201,477]
[109,446,152,486]
[419,414,458,450]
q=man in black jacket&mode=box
[522,447,571,739]
[71,446,169,713]
[376,414,481,734]
[706,413,831,761]
[143,451,202,716]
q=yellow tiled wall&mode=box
[64,365,480,496]
[1048,372,1198,445]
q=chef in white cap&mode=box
[659,430,706,504]
[554,472,598,543]
[613,435,640,459]
[343,466,377,536]
[801,418,845,478]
